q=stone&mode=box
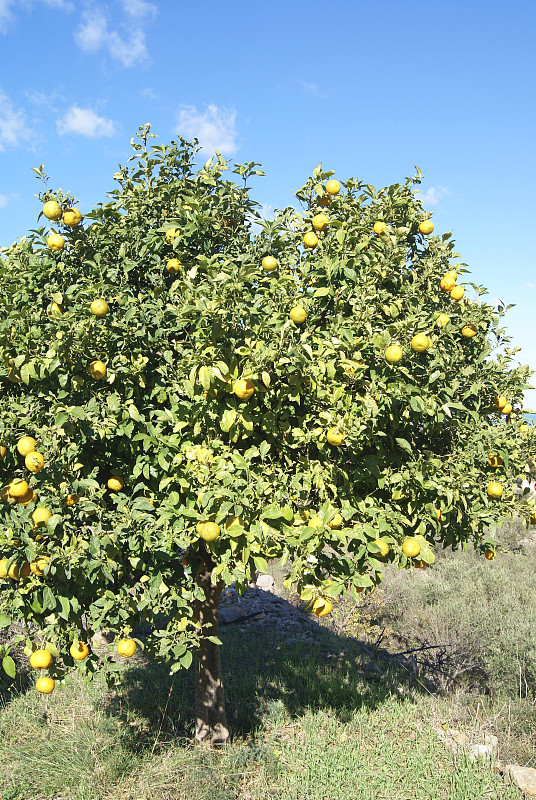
[219,605,249,625]
[505,765,536,797]
[468,744,493,761]
[255,574,276,592]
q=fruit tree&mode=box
[0,125,534,743]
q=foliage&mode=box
[0,124,533,681]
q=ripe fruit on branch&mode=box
[373,221,387,235]
[233,379,255,400]
[196,521,221,541]
[289,306,307,324]
[325,179,341,196]
[25,451,45,473]
[419,220,434,235]
[450,285,465,301]
[47,233,65,251]
[90,299,109,317]
[326,428,345,446]
[373,539,389,558]
[500,403,512,416]
[312,213,329,231]
[493,396,507,410]
[70,641,90,660]
[63,208,83,227]
[117,639,137,658]
[30,557,49,576]
[303,231,319,249]
[411,334,430,353]
[385,345,403,363]
[401,538,421,558]
[166,258,181,273]
[9,479,29,499]
[261,256,277,272]
[461,324,477,338]
[35,677,55,694]
[312,597,332,616]
[165,227,180,243]
[32,507,52,528]
[17,436,36,456]
[88,360,106,379]
[107,476,124,492]
[30,649,52,669]
[48,301,62,316]
[436,313,450,327]
[487,482,503,498]
[42,201,62,220]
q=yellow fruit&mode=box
[261,256,278,271]
[8,561,30,580]
[42,201,62,220]
[435,508,442,521]
[165,227,180,243]
[117,638,137,658]
[9,479,29,499]
[328,513,343,529]
[19,489,36,506]
[70,641,90,660]
[32,507,52,528]
[501,403,512,416]
[402,538,421,558]
[290,306,307,324]
[488,453,503,468]
[419,220,434,235]
[88,360,106,380]
[373,221,387,235]
[63,208,83,227]
[461,324,477,338]
[411,334,430,353]
[326,428,345,446]
[30,557,49,576]
[0,559,8,579]
[166,258,181,273]
[312,597,333,616]
[373,539,390,558]
[303,231,319,249]
[309,516,323,529]
[107,476,124,492]
[318,194,331,207]
[493,396,507,410]
[65,494,79,506]
[450,285,465,301]
[385,345,403,363]
[47,233,65,251]
[25,451,45,473]
[90,299,109,317]
[35,677,55,694]
[325,179,341,196]
[484,549,496,560]
[487,482,503,499]
[0,446,6,459]
[440,273,457,291]
[233,379,255,400]
[436,313,450,328]
[48,301,63,316]
[17,436,37,456]
[196,521,221,541]
[520,424,531,433]
[312,213,329,231]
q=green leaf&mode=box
[253,556,268,573]
[0,614,11,629]
[2,656,16,679]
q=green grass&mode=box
[0,625,520,800]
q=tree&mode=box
[0,125,533,743]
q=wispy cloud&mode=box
[74,0,157,67]
[176,104,238,155]
[421,185,452,206]
[0,194,8,208]
[0,90,33,150]
[1,0,74,33]
[57,105,117,137]
[523,282,535,290]
[296,79,326,98]
[0,0,14,30]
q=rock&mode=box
[219,605,249,625]
[484,733,499,756]
[255,574,276,592]
[505,765,536,797]
[468,744,493,761]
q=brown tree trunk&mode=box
[192,545,230,745]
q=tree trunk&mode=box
[192,546,229,745]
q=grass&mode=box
[0,622,521,800]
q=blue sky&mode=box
[1,0,535,405]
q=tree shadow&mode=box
[102,591,432,750]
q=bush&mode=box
[361,519,536,698]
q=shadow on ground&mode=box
[102,591,430,749]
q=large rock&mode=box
[505,765,536,796]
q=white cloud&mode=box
[74,1,156,67]
[523,282,535,290]
[421,185,452,206]
[176,104,238,155]
[296,79,327,98]
[0,194,8,208]
[0,90,33,150]
[57,105,117,138]
[0,0,14,30]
